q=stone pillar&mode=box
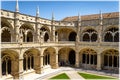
[14,12,20,42]
[98,11,103,43]
[37,29,40,42]
[25,33,27,42]
[40,49,44,73]
[53,53,59,69]
[51,48,59,69]
[11,60,19,79]
[75,51,79,67]
[34,56,41,74]
[19,58,24,80]
[97,53,102,70]
[35,20,40,42]
[0,57,2,78]
[55,34,58,42]
[51,25,55,42]
[40,35,44,44]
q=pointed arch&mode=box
[102,49,119,72]
[1,27,11,42]
[104,32,113,42]
[83,33,90,41]
[91,32,98,42]
[23,48,40,73]
[44,32,49,42]
[1,50,19,77]
[114,31,119,42]
[69,31,77,41]
[103,26,118,42]
[20,23,34,42]
[82,28,97,42]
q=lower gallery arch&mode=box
[102,49,119,73]
[43,47,57,69]
[1,50,19,79]
[79,48,97,70]
[23,48,40,74]
[69,50,75,65]
[58,47,76,66]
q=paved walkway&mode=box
[65,71,85,80]
[17,67,118,80]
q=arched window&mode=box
[44,33,49,42]
[91,33,97,42]
[69,32,77,41]
[23,54,34,71]
[82,29,97,42]
[114,32,119,42]
[83,34,90,41]
[103,49,119,68]
[69,50,75,65]
[2,56,11,75]
[2,29,11,42]
[27,32,33,42]
[104,27,118,42]
[104,33,113,42]
[44,53,50,65]
[81,49,97,70]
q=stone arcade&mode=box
[1,1,119,79]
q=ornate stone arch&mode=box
[20,23,34,42]
[43,47,57,68]
[103,26,118,42]
[101,49,119,72]
[1,49,19,78]
[81,28,98,42]
[23,48,40,73]
[1,18,14,42]
[79,48,97,69]
[56,27,76,41]
[58,47,76,66]
[1,18,14,30]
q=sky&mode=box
[1,1,119,20]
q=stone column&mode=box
[19,58,24,80]
[40,49,44,73]
[14,12,20,42]
[51,48,59,69]
[11,60,19,79]
[97,53,102,70]
[54,53,59,69]
[25,33,27,42]
[55,34,58,42]
[40,35,44,44]
[75,51,79,67]
[34,56,41,74]
[0,57,2,78]
[51,25,55,42]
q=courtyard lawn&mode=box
[50,73,70,79]
[78,72,117,79]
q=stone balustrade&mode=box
[1,41,118,49]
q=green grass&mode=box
[78,72,117,79]
[50,73,70,79]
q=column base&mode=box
[51,63,59,69]
[97,67,102,70]
[75,63,79,68]
[11,72,19,79]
